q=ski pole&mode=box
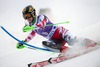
[23,21,70,32]
[45,21,70,26]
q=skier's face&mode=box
[23,13,33,23]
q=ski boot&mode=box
[42,41,63,53]
[42,40,69,56]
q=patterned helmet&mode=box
[22,5,36,18]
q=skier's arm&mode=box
[24,31,36,42]
[36,15,48,28]
[16,31,36,49]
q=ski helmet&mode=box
[22,5,36,24]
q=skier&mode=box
[16,5,77,54]
[16,5,97,55]
[16,5,99,67]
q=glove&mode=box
[16,41,26,49]
[22,25,35,32]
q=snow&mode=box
[0,0,100,67]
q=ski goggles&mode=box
[23,14,32,19]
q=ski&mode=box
[28,43,100,67]
[28,56,67,67]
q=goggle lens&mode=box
[23,14,32,19]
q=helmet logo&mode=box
[29,7,33,12]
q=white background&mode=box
[0,0,100,67]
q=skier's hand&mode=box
[16,41,26,49]
[22,25,35,32]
